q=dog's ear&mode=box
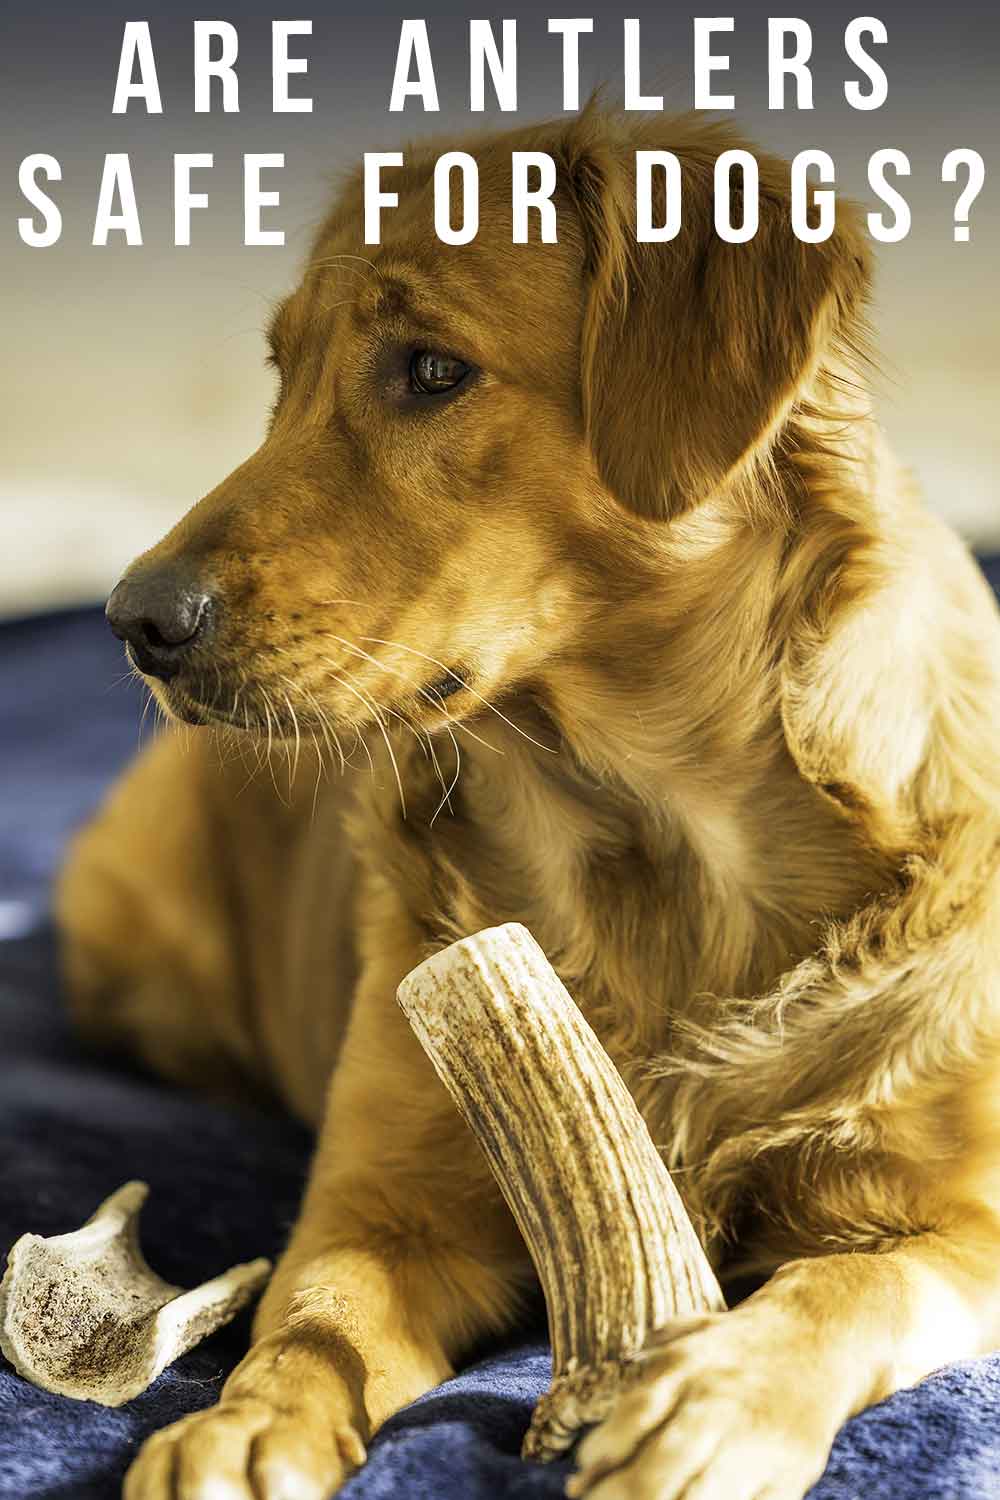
[559,122,871,520]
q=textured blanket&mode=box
[2,568,1000,1499]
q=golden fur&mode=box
[57,108,1000,1500]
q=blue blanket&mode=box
[3,567,1000,1499]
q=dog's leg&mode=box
[570,1212,1000,1500]
[57,730,258,1098]
[124,885,529,1500]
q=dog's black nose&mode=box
[106,568,213,681]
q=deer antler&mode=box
[397,922,724,1461]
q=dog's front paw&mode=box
[124,1396,366,1500]
[124,1332,368,1500]
[567,1312,835,1500]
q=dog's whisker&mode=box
[313,696,373,775]
[347,729,373,774]
[309,744,324,819]
[326,660,406,819]
[243,698,264,784]
[394,709,453,809]
[323,634,457,809]
[137,686,156,747]
[291,673,350,779]
[383,703,435,762]
[423,731,452,809]
[104,669,140,694]
[293,680,345,778]
[434,699,503,750]
[152,693,169,742]
[345,672,407,821]
[232,691,268,797]
[273,687,296,797]
[338,672,413,816]
[356,726,375,774]
[322,713,347,778]
[323,635,449,788]
[308,261,373,283]
[270,651,349,781]
[361,636,557,755]
[324,631,503,758]
[310,252,382,279]
[430,724,462,827]
[315,297,364,317]
[271,631,497,789]
[259,686,292,808]
[262,691,274,762]
[282,689,303,786]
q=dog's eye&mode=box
[409,350,470,395]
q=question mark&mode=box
[942,149,986,243]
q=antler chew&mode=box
[397,922,724,1461]
[0,1181,271,1406]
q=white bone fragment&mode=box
[0,1181,271,1406]
[397,922,725,1461]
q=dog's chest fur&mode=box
[355,703,883,1153]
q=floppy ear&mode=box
[560,123,871,519]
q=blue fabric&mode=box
[2,561,1000,1499]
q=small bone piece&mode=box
[397,923,725,1462]
[0,1181,271,1406]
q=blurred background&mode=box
[1,0,997,619]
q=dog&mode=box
[57,107,1000,1500]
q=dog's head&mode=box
[107,109,870,743]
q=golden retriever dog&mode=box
[57,107,1000,1500]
